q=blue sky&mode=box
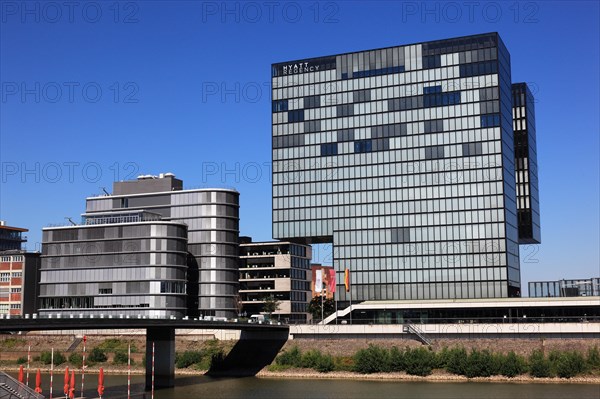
[1,1,598,292]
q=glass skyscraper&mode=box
[512,83,541,244]
[271,33,540,304]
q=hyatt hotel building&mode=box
[271,33,540,304]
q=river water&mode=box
[21,373,600,399]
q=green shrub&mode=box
[389,346,405,372]
[434,347,450,369]
[499,351,526,377]
[48,351,65,365]
[202,340,224,359]
[353,345,390,374]
[97,339,138,353]
[175,351,203,368]
[16,357,27,365]
[586,346,600,370]
[1,338,25,349]
[445,347,468,375]
[547,350,561,364]
[40,351,65,365]
[39,351,51,365]
[529,350,552,378]
[68,353,83,368]
[554,351,586,378]
[464,350,499,378]
[276,346,302,367]
[113,350,133,364]
[314,354,335,373]
[88,347,107,363]
[404,347,435,376]
[301,349,324,369]
[333,356,354,372]
[98,338,122,350]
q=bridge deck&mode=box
[0,318,289,333]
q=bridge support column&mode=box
[146,327,175,389]
[206,328,289,377]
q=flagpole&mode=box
[320,283,324,324]
[335,295,338,325]
[344,268,352,325]
[127,344,131,399]
[81,336,86,398]
[26,345,30,387]
[50,348,54,399]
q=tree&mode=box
[262,296,281,319]
[307,296,335,322]
[233,294,244,317]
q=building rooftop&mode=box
[0,221,28,232]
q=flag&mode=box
[344,268,350,292]
[327,268,336,293]
[315,269,323,293]
[97,367,104,398]
[35,369,42,394]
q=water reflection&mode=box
[14,373,600,399]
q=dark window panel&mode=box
[337,129,355,142]
[304,95,320,109]
[288,110,305,122]
[320,143,338,156]
[354,139,372,153]
[424,145,445,160]
[337,104,354,117]
[304,120,321,133]
[353,89,371,103]
[272,99,288,113]
[462,142,483,156]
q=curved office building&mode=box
[171,189,240,318]
[39,216,189,318]
[85,175,241,319]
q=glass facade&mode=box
[39,221,189,318]
[86,181,240,318]
[512,83,541,244]
[272,33,536,303]
[529,278,600,298]
[0,225,28,251]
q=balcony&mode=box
[239,271,290,280]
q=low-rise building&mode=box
[0,221,40,316]
[239,238,311,322]
[0,221,27,251]
[39,211,189,318]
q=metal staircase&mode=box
[0,372,44,399]
[403,323,432,345]
[66,336,83,352]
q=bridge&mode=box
[0,318,289,389]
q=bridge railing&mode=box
[0,371,45,399]
[321,316,600,325]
